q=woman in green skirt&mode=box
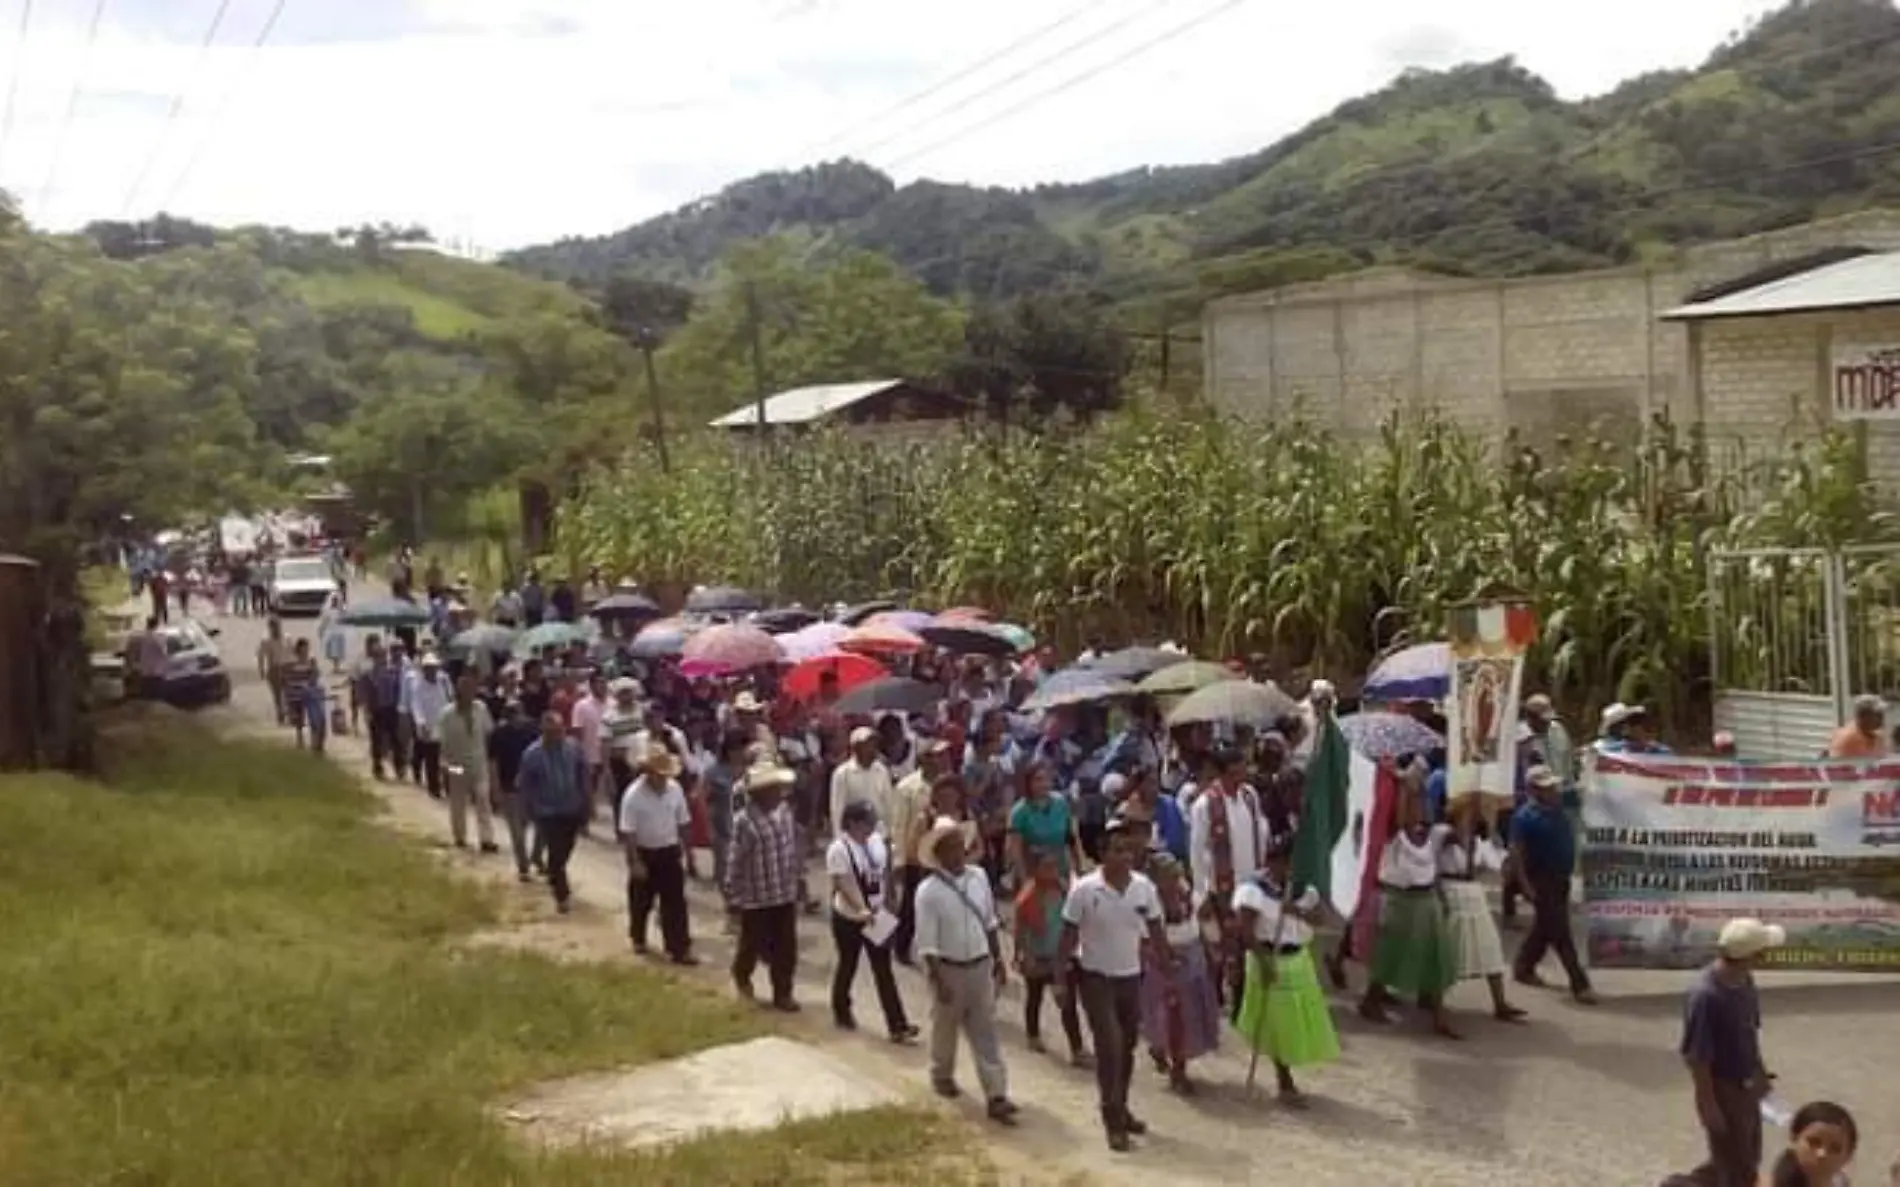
[1233,836,1340,1105]
[1360,787,1462,1039]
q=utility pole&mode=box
[744,279,769,432]
[637,328,670,474]
[1158,322,1172,393]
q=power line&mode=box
[0,0,35,176]
[849,0,1174,163]
[39,0,111,216]
[788,0,1107,165]
[119,0,236,218]
[155,0,290,213]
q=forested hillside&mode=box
[505,0,1900,324]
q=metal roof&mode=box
[1661,250,1900,321]
[708,379,906,428]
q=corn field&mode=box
[555,409,1897,735]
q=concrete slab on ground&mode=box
[496,1036,904,1151]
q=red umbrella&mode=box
[783,651,887,702]
[840,622,926,656]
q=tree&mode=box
[949,294,1128,424]
[596,274,696,342]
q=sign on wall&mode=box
[1582,750,1900,971]
[1832,342,1900,420]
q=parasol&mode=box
[783,651,888,702]
[630,617,698,659]
[515,620,589,656]
[862,609,935,634]
[444,623,517,658]
[1338,711,1446,760]
[1363,642,1451,703]
[752,607,820,634]
[1166,679,1299,730]
[835,600,898,626]
[1080,646,1192,682]
[778,621,851,662]
[1137,659,1239,698]
[685,584,764,616]
[935,605,992,623]
[840,623,926,657]
[918,621,1018,657]
[589,592,662,624]
[1020,669,1135,714]
[680,622,784,671]
[833,676,945,717]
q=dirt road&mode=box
[189,596,1900,1187]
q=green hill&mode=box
[502,0,1900,323]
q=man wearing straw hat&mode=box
[619,747,697,965]
[726,762,805,1011]
[914,816,1020,1126]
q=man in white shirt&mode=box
[912,817,1019,1126]
[406,653,452,799]
[830,726,894,837]
[1187,745,1266,1020]
[570,672,608,813]
[1061,818,1171,1151]
[617,749,697,965]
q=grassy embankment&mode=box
[0,714,978,1186]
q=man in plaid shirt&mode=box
[726,762,805,1010]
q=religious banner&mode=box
[1443,600,1536,805]
[1582,750,1900,971]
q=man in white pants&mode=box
[438,670,497,852]
[913,816,1020,1126]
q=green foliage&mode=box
[558,410,1888,733]
[501,0,1900,311]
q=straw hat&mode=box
[917,815,968,872]
[745,763,795,794]
[641,749,682,779]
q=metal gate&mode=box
[1708,545,1900,758]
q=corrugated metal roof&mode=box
[708,379,905,428]
[1661,250,1900,320]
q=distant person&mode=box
[126,616,169,700]
[147,566,170,625]
[256,617,290,724]
[727,763,804,1010]
[517,710,589,912]
[279,638,323,753]
[1827,695,1888,760]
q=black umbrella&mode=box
[1078,646,1187,682]
[834,676,945,717]
[835,599,898,626]
[919,621,1018,656]
[754,607,821,634]
[686,584,763,615]
[590,592,662,624]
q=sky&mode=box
[0,0,1788,252]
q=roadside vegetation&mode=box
[0,713,976,1186]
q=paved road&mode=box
[184,596,1900,1187]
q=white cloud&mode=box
[0,0,1784,250]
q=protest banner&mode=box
[1582,750,1900,971]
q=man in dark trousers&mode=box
[1661,917,1782,1187]
[1509,764,1598,1005]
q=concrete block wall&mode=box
[1203,210,1900,457]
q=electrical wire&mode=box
[848,0,1174,163]
[119,0,236,218]
[38,0,111,216]
[155,0,289,214]
[789,0,1108,164]
[0,0,35,176]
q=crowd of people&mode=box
[228,562,1888,1182]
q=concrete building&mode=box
[1201,210,1900,466]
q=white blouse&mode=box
[1232,879,1321,949]
[825,834,889,919]
[1381,823,1453,889]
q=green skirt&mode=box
[1368,886,1459,998]
[1235,947,1340,1068]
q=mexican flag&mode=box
[1292,712,1350,899]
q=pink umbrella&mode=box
[840,622,926,657]
[680,622,784,671]
[779,621,850,663]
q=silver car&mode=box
[267,554,339,617]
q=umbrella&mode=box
[1080,646,1190,682]
[918,621,1018,656]
[1166,679,1298,730]
[840,623,926,657]
[681,622,784,671]
[1338,711,1445,760]
[685,584,764,616]
[993,623,1036,652]
[783,651,888,702]
[835,600,897,626]
[863,609,934,634]
[516,620,589,655]
[834,676,945,717]
[779,621,851,663]
[1137,660,1239,698]
[1021,669,1135,714]
[935,605,992,623]
[336,597,430,629]
[590,592,661,624]
[1363,641,1451,703]
[631,617,697,659]
[753,607,820,634]
[444,623,517,657]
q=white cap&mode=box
[1716,917,1786,960]
[849,725,875,745]
[1599,702,1633,732]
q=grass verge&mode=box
[0,713,979,1186]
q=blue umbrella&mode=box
[1363,642,1451,702]
[1021,669,1134,714]
[1339,711,1445,760]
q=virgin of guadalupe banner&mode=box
[1444,601,1537,805]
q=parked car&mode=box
[117,620,232,708]
[267,553,339,617]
